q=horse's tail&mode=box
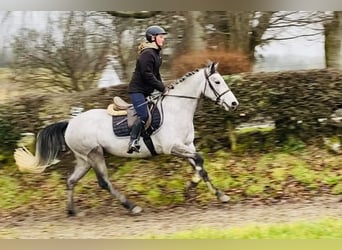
[14,121,69,173]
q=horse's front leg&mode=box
[185,157,202,196]
[171,143,230,203]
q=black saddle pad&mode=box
[112,107,161,137]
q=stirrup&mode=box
[127,140,141,154]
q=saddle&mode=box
[107,96,131,116]
[107,96,156,128]
[107,96,161,136]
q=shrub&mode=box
[0,95,48,160]
[0,105,21,154]
[170,49,252,78]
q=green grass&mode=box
[0,173,41,209]
[147,218,342,239]
[1,146,342,212]
[236,126,275,134]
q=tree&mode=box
[11,11,114,93]
[105,11,188,81]
[205,11,331,60]
[324,11,342,69]
[10,10,328,89]
[104,11,333,79]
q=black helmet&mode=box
[145,25,167,42]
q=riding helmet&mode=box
[145,25,167,42]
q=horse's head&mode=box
[202,62,239,111]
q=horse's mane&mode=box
[166,68,201,88]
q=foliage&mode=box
[2,68,341,157]
[0,94,50,161]
[2,69,342,157]
[170,49,252,78]
[194,68,342,150]
[0,105,22,155]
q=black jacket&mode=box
[128,43,165,96]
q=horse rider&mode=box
[127,25,168,154]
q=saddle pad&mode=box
[112,107,161,137]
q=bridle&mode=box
[162,69,231,104]
[203,70,231,105]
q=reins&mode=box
[124,67,231,127]
[162,68,231,103]
[161,94,198,100]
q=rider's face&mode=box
[154,34,165,47]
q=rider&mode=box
[127,25,167,154]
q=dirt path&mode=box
[1,195,342,239]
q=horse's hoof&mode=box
[217,192,230,203]
[67,209,77,216]
[131,205,143,215]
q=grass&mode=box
[235,125,275,134]
[0,172,42,209]
[146,218,342,239]
[1,145,342,212]
[1,145,342,240]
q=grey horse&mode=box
[14,62,239,216]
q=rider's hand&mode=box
[163,88,169,95]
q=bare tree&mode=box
[205,11,331,59]
[106,11,187,81]
[324,11,342,69]
[104,11,332,77]
[11,11,114,93]
[104,11,159,81]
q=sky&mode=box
[0,11,327,72]
[254,36,325,71]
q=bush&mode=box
[0,95,47,157]
[170,49,252,78]
[0,105,22,160]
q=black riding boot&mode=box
[127,118,145,154]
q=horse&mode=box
[14,62,239,216]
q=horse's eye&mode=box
[215,80,220,84]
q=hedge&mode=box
[1,68,341,153]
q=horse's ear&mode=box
[209,62,219,74]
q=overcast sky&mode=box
[0,11,326,71]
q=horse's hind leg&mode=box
[67,156,91,216]
[88,146,143,215]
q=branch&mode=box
[264,31,323,41]
[251,12,275,46]
[106,11,161,19]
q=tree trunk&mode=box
[226,12,251,55]
[181,11,207,53]
[225,11,273,60]
[324,11,342,69]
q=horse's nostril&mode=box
[232,101,237,106]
